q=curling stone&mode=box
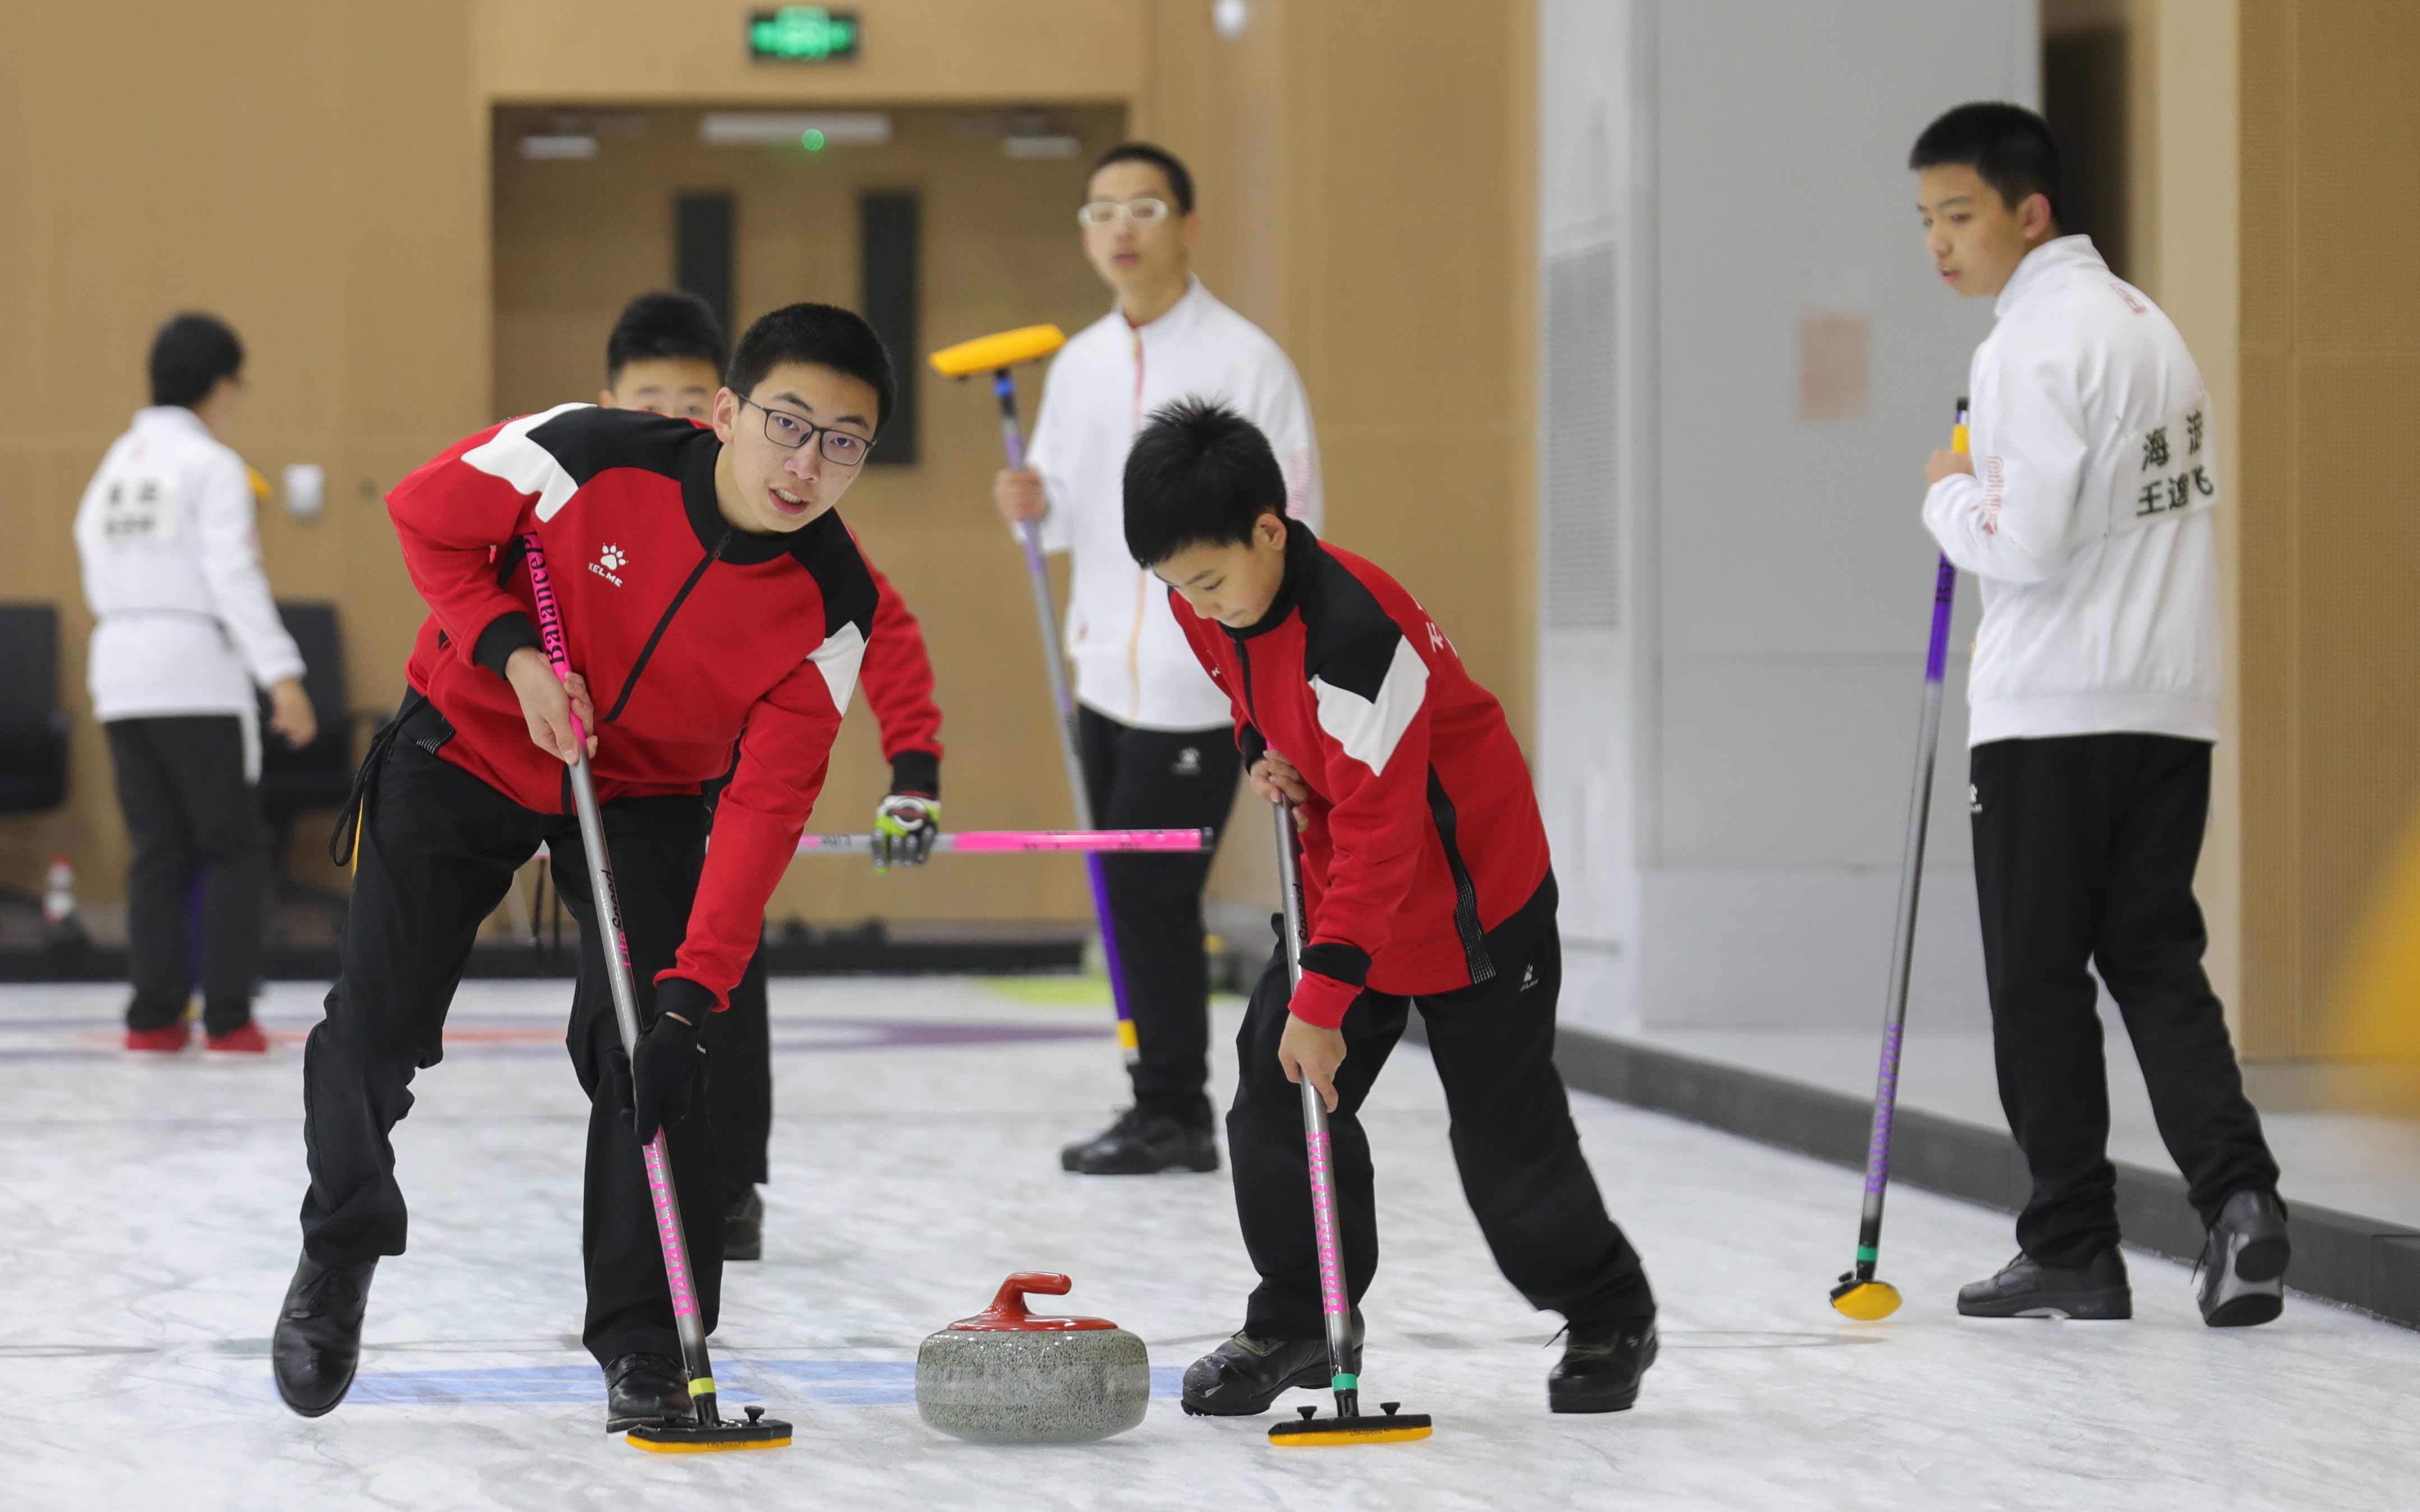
[915,1273,1150,1445]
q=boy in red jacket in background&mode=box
[273,304,898,1436]
[592,290,946,1262]
[1129,400,1657,1418]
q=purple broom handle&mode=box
[1846,400,1964,1277]
[991,369,1140,1064]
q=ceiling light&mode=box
[519,134,598,160]
[700,111,890,147]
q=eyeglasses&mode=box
[1077,197,1171,228]
[739,395,875,466]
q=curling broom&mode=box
[1830,400,1967,1323]
[1265,796,1431,1446]
[929,325,1147,1069]
[523,531,791,1451]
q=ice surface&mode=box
[2,977,2413,1510]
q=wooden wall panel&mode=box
[2233,337,2299,1057]
[2232,0,2420,1057]
[2294,356,2420,1041]
[2135,0,2246,1023]
[474,0,1145,108]
[1149,0,1539,917]
[0,1,485,907]
[2290,3,2420,354]
[2232,0,2298,1056]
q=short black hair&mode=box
[1123,398,1286,566]
[607,289,727,386]
[149,313,243,409]
[1089,141,1195,215]
[1909,102,2062,224]
[726,302,897,431]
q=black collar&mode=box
[1225,517,1320,641]
[680,434,842,566]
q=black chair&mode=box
[258,602,371,931]
[0,604,71,924]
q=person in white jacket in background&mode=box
[75,313,316,1056]
[1912,104,2285,1328]
[995,142,1322,1175]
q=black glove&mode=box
[618,981,710,1143]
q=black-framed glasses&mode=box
[1077,196,1170,227]
[740,395,875,466]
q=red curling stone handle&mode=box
[949,1273,1115,1332]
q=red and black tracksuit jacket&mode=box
[386,402,941,1011]
[1172,523,1554,1026]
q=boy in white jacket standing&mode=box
[994,143,1322,1174]
[1912,104,2285,1327]
[75,314,315,1055]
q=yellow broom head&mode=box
[1828,1278,1903,1321]
[1268,1405,1432,1446]
[625,1408,792,1453]
[929,325,1066,378]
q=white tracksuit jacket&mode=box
[73,406,304,777]
[1026,276,1322,730]
[1923,235,2221,747]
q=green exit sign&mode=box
[748,7,861,63]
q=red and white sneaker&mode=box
[125,1023,192,1055]
[204,1021,275,1057]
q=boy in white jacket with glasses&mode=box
[995,142,1322,1175]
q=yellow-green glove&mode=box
[874,794,938,871]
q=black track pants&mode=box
[707,943,772,1200]
[584,921,768,1205]
[1077,707,1244,1126]
[298,706,723,1366]
[1226,919,1654,1338]
[1970,734,2280,1265]
[105,715,268,1034]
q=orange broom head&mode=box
[929,324,1066,378]
[1268,1407,1433,1446]
[625,1411,792,1453]
[1828,1278,1902,1321]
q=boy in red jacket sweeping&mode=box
[1128,400,1658,1417]
[273,303,897,1435]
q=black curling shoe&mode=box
[1548,1320,1658,1414]
[1180,1314,1365,1417]
[1059,1107,1220,1175]
[604,1353,697,1434]
[2197,1188,2290,1328]
[1957,1249,2132,1319]
[724,1185,764,1263]
[273,1254,376,1417]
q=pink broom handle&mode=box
[529,827,1209,864]
[796,828,1208,854]
[1273,796,1359,1420]
[521,532,727,1428]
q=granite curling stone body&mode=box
[916,1273,1151,1444]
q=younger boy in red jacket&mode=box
[273,303,897,1435]
[1129,400,1657,1417]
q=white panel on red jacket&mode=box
[809,620,868,714]
[462,403,591,521]
[1310,636,1429,775]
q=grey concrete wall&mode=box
[1539,0,2039,1030]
